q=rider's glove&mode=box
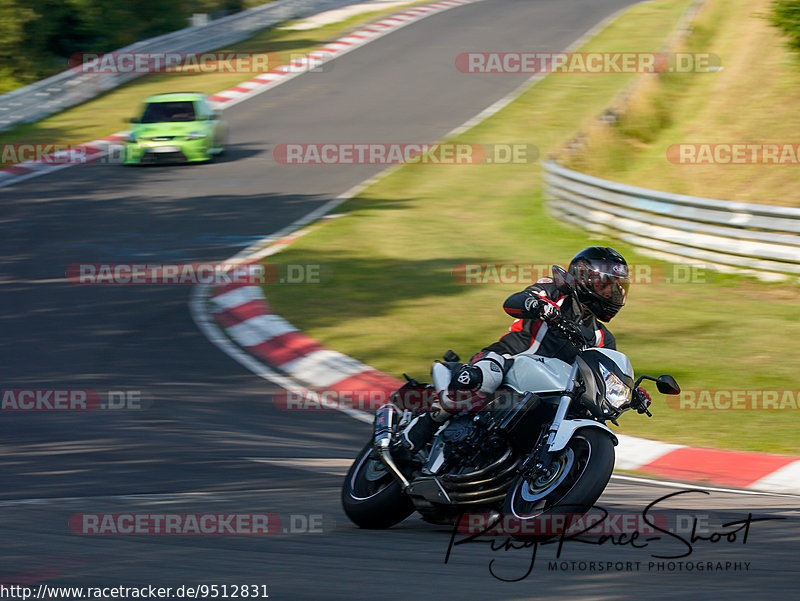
[523,295,559,320]
[632,387,652,414]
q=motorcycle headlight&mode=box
[599,362,631,409]
[187,131,207,140]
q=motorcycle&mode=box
[342,265,680,536]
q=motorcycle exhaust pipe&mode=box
[373,403,410,490]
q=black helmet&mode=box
[568,247,630,322]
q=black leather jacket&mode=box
[475,279,616,365]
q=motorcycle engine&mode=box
[440,416,472,446]
[431,413,506,474]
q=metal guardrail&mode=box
[543,160,800,279]
[0,0,359,131]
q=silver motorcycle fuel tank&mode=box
[503,353,573,394]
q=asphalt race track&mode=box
[0,0,797,598]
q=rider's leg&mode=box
[401,352,509,452]
[450,351,507,394]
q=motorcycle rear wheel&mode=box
[341,442,414,529]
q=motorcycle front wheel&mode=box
[341,442,414,529]
[502,428,615,540]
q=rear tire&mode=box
[502,428,615,540]
[341,442,414,529]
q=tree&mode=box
[771,0,800,52]
[0,0,37,92]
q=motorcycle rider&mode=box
[401,246,651,452]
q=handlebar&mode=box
[542,309,588,350]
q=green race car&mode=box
[124,92,226,164]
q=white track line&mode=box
[609,474,800,498]
[189,282,373,425]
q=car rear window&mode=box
[140,101,197,123]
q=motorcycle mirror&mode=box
[443,350,460,362]
[656,375,681,395]
[551,265,576,290]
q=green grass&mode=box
[559,0,800,207]
[261,0,800,456]
[0,1,427,164]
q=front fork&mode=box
[520,362,581,478]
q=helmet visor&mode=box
[586,265,630,308]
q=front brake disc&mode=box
[520,448,575,502]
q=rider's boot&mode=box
[400,411,443,453]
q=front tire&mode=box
[341,442,414,529]
[502,428,615,539]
